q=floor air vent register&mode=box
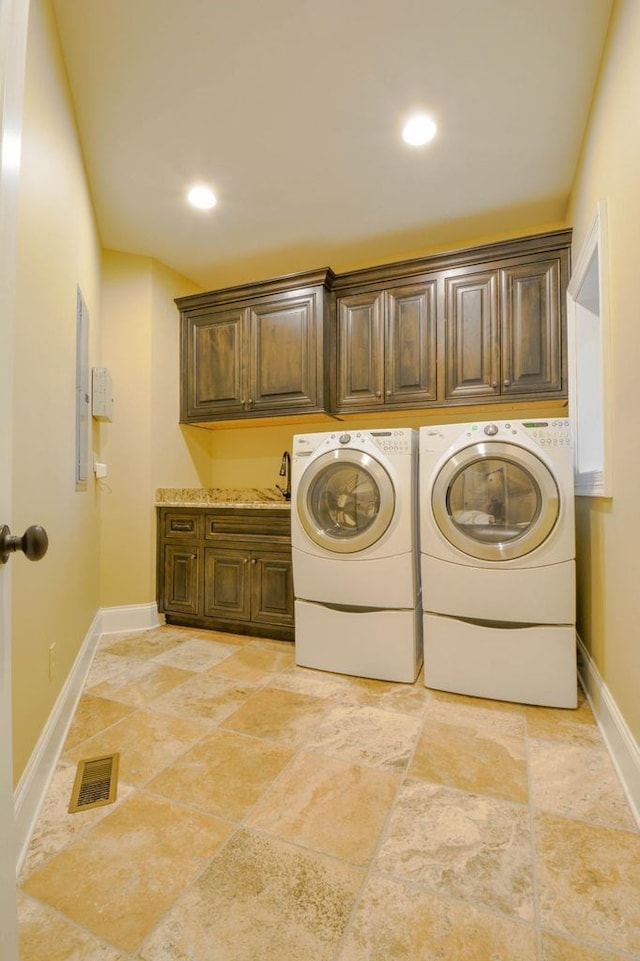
[68,753,119,813]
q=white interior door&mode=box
[0,0,30,956]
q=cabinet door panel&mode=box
[386,281,437,404]
[251,553,294,627]
[501,259,561,394]
[162,546,200,616]
[336,291,384,410]
[204,549,251,620]
[249,294,318,412]
[445,271,499,400]
[183,309,246,418]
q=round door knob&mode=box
[503,379,511,387]
[0,524,49,565]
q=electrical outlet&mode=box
[48,642,56,681]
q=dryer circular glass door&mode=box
[296,448,395,554]
[431,441,559,561]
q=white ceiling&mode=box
[51,0,613,290]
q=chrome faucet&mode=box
[276,450,291,500]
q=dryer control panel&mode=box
[461,419,572,448]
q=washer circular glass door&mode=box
[431,441,559,561]
[296,448,395,554]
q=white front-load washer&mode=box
[291,428,422,683]
[419,418,576,707]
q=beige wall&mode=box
[11,0,102,781]
[98,253,203,608]
[567,0,640,744]
[568,0,640,742]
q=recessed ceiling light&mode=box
[187,184,217,210]
[402,113,437,147]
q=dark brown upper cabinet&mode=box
[176,268,334,425]
[175,230,570,424]
[444,251,567,402]
[334,279,438,413]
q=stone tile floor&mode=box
[17,626,640,960]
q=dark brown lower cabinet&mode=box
[203,548,252,621]
[251,552,294,628]
[157,506,294,641]
[162,544,201,617]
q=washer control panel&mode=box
[293,429,414,458]
[368,430,414,454]
[316,430,414,454]
[519,419,572,447]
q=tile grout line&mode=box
[523,705,544,961]
[325,679,431,960]
[19,888,129,959]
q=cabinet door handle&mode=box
[251,558,257,565]
[243,556,249,563]
[386,389,391,396]
[247,398,254,407]
[375,391,382,398]
[491,381,498,388]
[503,379,511,387]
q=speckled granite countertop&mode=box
[155,487,291,508]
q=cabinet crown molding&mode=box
[330,229,572,291]
[176,267,335,310]
[175,230,572,306]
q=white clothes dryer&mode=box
[291,428,422,683]
[419,418,576,707]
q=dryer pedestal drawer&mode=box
[423,612,577,708]
[295,599,423,684]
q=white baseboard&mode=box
[577,634,640,828]
[13,602,160,874]
[98,601,160,635]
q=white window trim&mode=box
[567,200,612,498]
